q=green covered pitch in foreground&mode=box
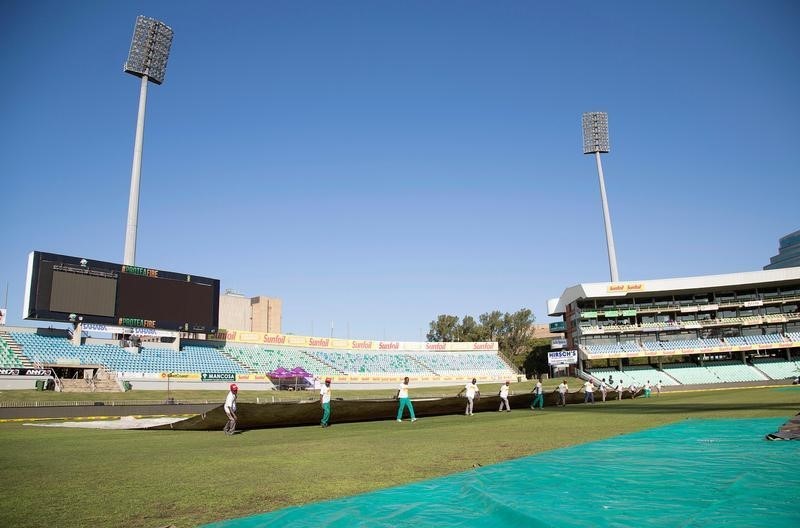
[0,386,798,528]
[207,417,799,527]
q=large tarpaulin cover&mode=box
[206,417,799,527]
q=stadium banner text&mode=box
[82,323,178,338]
[160,372,200,380]
[201,373,236,382]
[0,368,53,376]
[548,350,578,365]
[207,330,498,352]
[606,283,645,293]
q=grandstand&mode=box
[10,332,248,375]
[0,326,518,390]
[548,267,800,386]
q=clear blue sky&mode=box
[1,1,798,340]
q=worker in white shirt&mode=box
[599,378,609,402]
[320,377,332,428]
[615,379,625,401]
[458,378,480,416]
[555,380,569,406]
[396,376,417,422]
[498,380,512,412]
[530,378,544,409]
[583,379,595,404]
[656,380,663,396]
[644,380,652,398]
[223,383,238,435]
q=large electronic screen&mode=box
[24,251,220,333]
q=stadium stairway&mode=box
[300,350,346,376]
[218,348,256,374]
[494,352,519,379]
[750,363,772,380]
[0,331,33,367]
[659,369,682,385]
[407,355,438,376]
[58,368,122,393]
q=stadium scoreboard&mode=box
[24,251,220,333]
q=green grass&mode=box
[0,385,797,528]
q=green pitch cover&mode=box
[206,418,799,528]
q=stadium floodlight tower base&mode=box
[122,16,173,266]
[582,112,619,282]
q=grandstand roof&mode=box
[548,267,800,316]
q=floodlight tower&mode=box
[582,112,619,282]
[123,16,173,265]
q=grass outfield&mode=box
[0,385,797,528]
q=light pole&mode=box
[123,16,173,265]
[582,112,619,282]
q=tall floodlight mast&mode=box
[123,16,173,265]
[582,112,619,282]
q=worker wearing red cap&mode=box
[223,383,238,435]
[320,377,332,428]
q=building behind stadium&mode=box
[764,229,800,270]
[219,290,282,334]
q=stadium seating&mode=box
[661,364,720,385]
[411,352,514,378]
[744,334,786,346]
[307,350,426,375]
[8,332,516,380]
[0,337,24,368]
[704,361,768,382]
[221,345,338,376]
[752,358,800,380]
[590,366,678,387]
[11,333,248,374]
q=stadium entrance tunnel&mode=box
[203,417,799,527]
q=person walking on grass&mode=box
[656,380,662,396]
[458,378,480,416]
[396,376,417,422]
[498,380,512,412]
[644,380,652,398]
[531,378,544,410]
[223,383,238,435]
[615,378,624,401]
[583,379,595,404]
[599,378,609,402]
[555,379,569,406]
[320,377,332,428]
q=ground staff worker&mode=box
[531,378,544,409]
[396,376,417,422]
[458,378,480,416]
[223,383,238,435]
[320,377,332,428]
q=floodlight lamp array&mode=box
[582,112,610,154]
[124,16,173,85]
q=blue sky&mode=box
[1,0,798,340]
